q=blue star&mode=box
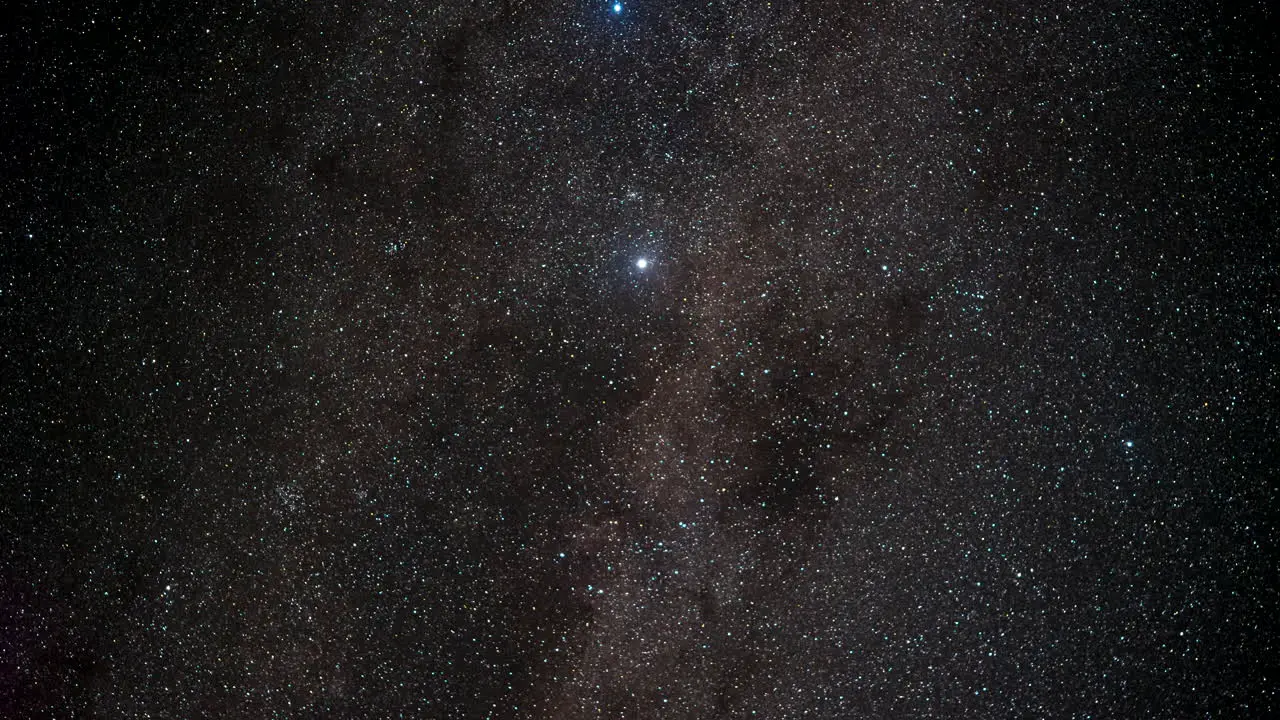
[612,3,623,13]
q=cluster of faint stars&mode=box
[4,1,1265,717]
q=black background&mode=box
[1,1,1275,717]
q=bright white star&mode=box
[636,258,649,269]
[613,3,623,13]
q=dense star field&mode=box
[1,1,1275,717]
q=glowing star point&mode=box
[613,3,623,13]
[636,258,649,269]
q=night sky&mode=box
[2,1,1276,717]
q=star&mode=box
[612,3,623,14]
[635,257,649,269]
